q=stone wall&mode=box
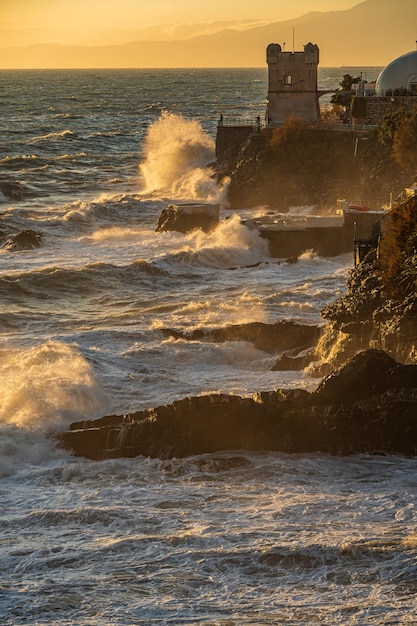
[352,96,417,125]
[215,125,255,159]
[266,43,320,124]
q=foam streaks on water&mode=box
[2,453,417,624]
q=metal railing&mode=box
[217,116,264,127]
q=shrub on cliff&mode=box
[268,117,359,187]
[378,109,407,147]
[377,109,417,175]
[379,194,417,295]
[392,111,417,172]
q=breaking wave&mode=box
[139,112,229,203]
[30,129,74,143]
[159,214,270,270]
[0,341,106,431]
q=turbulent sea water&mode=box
[2,67,417,625]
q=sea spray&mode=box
[0,340,107,431]
[139,112,229,203]
[184,213,270,268]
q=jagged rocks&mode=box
[160,320,320,355]
[58,349,417,460]
[156,203,219,234]
[3,229,42,251]
[314,349,399,403]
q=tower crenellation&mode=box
[266,42,320,125]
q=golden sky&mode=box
[1,0,410,68]
[0,0,356,38]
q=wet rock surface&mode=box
[156,204,219,233]
[318,228,417,374]
[58,349,417,460]
[213,127,410,210]
[160,320,320,354]
[3,229,42,251]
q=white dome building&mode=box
[375,49,417,96]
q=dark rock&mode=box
[318,195,417,370]
[272,350,316,371]
[315,349,398,404]
[57,350,417,460]
[156,203,219,234]
[161,320,320,354]
[0,181,26,201]
[3,229,42,251]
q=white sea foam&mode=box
[139,112,229,203]
[79,226,147,243]
[30,129,73,143]
[0,340,107,431]
[183,213,270,268]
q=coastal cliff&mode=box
[214,119,413,210]
[58,192,417,461]
[58,349,417,459]
[57,120,417,461]
[316,192,417,374]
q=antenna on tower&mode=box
[293,27,295,52]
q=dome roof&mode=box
[376,50,417,96]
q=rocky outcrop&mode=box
[58,349,417,460]
[315,205,417,376]
[213,126,410,210]
[0,181,26,201]
[156,203,219,234]
[161,320,320,355]
[3,229,42,251]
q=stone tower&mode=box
[266,42,320,125]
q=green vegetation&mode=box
[379,194,417,295]
[350,96,367,120]
[392,111,417,170]
[268,117,358,186]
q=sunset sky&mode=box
[1,0,356,40]
[0,0,412,68]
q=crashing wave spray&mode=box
[0,341,107,431]
[139,112,229,203]
[187,214,270,268]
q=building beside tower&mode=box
[351,49,417,125]
[215,40,417,158]
[266,42,320,125]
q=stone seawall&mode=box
[352,96,417,126]
[215,125,256,159]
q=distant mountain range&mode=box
[1,0,416,69]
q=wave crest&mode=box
[0,341,107,431]
[139,112,228,203]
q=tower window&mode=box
[284,75,292,85]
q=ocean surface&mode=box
[2,67,417,625]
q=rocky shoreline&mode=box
[57,128,417,461]
[212,122,412,210]
[58,349,417,459]
[315,194,417,375]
